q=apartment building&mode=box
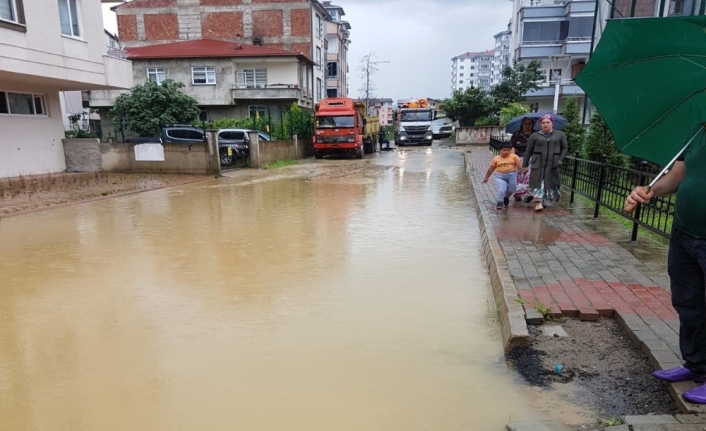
[492,25,512,86]
[508,0,595,117]
[89,0,330,128]
[450,50,494,93]
[322,1,351,98]
[0,0,132,177]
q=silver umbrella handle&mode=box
[647,126,703,189]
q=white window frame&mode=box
[316,47,322,69]
[315,14,322,39]
[237,68,267,89]
[326,61,338,79]
[0,91,47,116]
[147,67,166,85]
[58,0,81,38]
[316,78,322,101]
[192,66,216,85]
[0,0,20,24]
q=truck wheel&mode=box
[355,148,363,159]
[315,151,323,160]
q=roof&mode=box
[452,49,495,61]
[126,39,313,63]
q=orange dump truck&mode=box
[314,98,370,159]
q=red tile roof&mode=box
[126,39,312,62]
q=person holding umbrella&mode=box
[510,117,536,202]
[625,128,706,403]
[522,114,568,212]
[575,15,706,404]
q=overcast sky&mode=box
[102,0,512,101]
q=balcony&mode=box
[518,41,563,59]
[106,46,126,60]
[231,83,305,101]
[522,80,585,98]
[563,37,592,55]
[521,0,568,18]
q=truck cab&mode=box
[395,108,434,146]
[314,98,366,159]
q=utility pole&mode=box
[359,53,390,116]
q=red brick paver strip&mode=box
[464,149,705,414]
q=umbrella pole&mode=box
[647,127,703,189]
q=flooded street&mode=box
[0,147,547,430]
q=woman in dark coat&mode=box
[523,114,568,212]
[510,117,535,202]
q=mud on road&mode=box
[507,318,677,427]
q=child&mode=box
[482,142,526,210]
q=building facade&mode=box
[363,98,393,126]
[508,0,595,117]
[89,40,314,137]
[322,1,351,98]
[492,25,511,87]
[111,0,329,105]
[450,50,494,93]
[0,0,132,177]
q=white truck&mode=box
[394,99,434,147]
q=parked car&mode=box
[161,125,205,143]
[431,117,453,139]
[217,128,270,165]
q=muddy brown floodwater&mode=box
[0,147,584,430]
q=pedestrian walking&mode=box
[483,141,526,210]
[523,114,568,212]
[510,117,536,202]
[378,125,388,150]
[625,127,706,404]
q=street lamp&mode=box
[363,57,390,116]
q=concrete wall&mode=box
[101,134,220,175]
[249,132,313,168]
[455,126,505,145]
[0,88,66,178]
[63,138,103,172]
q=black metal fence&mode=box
[488,138,675,241]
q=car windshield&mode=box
[401,111,432,122]
[316,115,355,128]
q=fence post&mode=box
[570,151,579,205]
[594,154,607,219]
[630,161,648,243]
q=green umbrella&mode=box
[576,15,706,171]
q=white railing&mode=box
[522,0,567,6]
[521,40,564,46]
[231,83,300,90]
[106,47,126,60]
[565,37,592,43]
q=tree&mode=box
[110,79,200,137]
[584,110,625,166]
[499,102,530,127]
[562,97,585,156]
[490,60,545,110]
[439,87,493,127]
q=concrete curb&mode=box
[464,152,530,353]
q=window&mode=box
[459,80,464,84]
[522,21,567,43]
[192,67,216,85]
[316,47,322,69]
[329,10,338,20]
[249,105,266,118]
[567,17,593,38]
[237,68,267,88]
[0,91,47,116]
[147,68,165,85]
[327,61,338,78]
[1,0,25,29]
[480,64,490,69]
[327,88,338,98]
[58,0,81,38]
[316,78,322,100]
[315,14,322,39]
[460,66,464,69]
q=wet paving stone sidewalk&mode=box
[464,148,706,415]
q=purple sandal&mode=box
[653,366,706,383]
